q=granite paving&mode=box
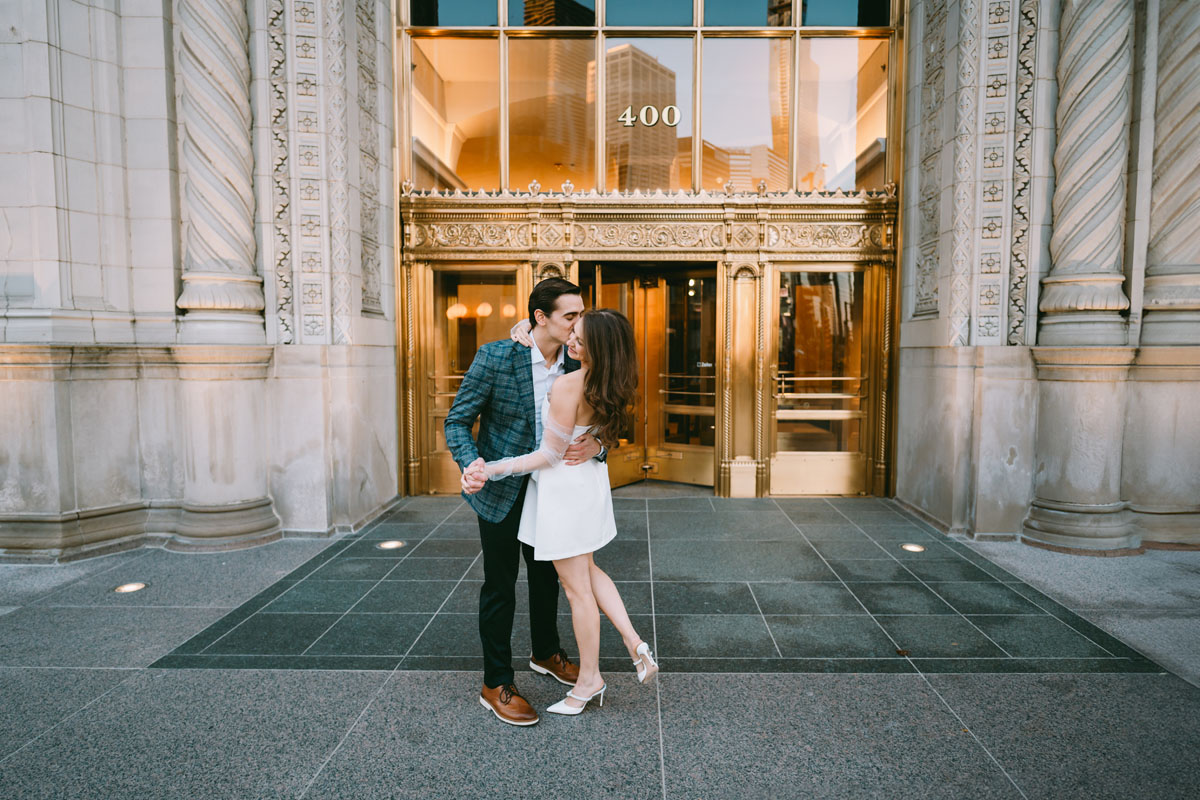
[0,490,1196,798]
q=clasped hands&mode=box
[460,433,603,495]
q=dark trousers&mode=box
[477,478,563,688]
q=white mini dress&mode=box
[516,401,618,561]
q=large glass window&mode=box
[705,0,792,26]
[701,38,792,192]
[411,0,498,27]
[607,0,693,26]
[801,0,890,27]
[400,3,895,193]
[795,38,888,191]
[604,39,693,191]
[508,37,597,191]
[411,38,501,191]
[509,0,596,26]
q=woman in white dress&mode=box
[463,309,658,715]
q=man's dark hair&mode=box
[528,277,582,326]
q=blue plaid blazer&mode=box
[445,339,580,523]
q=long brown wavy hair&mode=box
[577,308,638,448]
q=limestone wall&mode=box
[0,0,400,561]
[898,0,1200,550]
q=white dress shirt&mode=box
[530,341,565,441]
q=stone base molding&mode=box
[1022,347,1139,552]
[1122,347,1200,545]
[172,498,281,552]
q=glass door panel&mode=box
[588,263,716,488]
[771,268,870,494]
[425,268,520,493]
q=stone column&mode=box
[1038,0,1133,345]
[1023,347,1139,553]
[175,0,267,345]
[1142,0,1200,345]
[169,1,279,549]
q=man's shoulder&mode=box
[476,339,524,362]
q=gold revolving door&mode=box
[580,263,718,488]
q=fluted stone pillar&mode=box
[176,0,267,345]
[1038,0,1133,345]
[1142,0,1200,345]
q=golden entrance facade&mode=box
[399,192,897,496]
[393,1,903,496]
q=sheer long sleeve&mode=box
[483,415,575,480]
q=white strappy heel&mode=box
[633,641,659,685]
[546,683,606,716]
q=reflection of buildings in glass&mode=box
[767,0,792,26]
[823,41,889,191]
[796,46,825,191]
[727,145,788,192]
[411,41,499,191]
[769,39,790,159]
[520,0,594,25]
[602,44,679,191]
[509,39,595,189]
[677,137,729,191]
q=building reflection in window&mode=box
[603,39,692,192]
[509,37,596,191]
[795,38,888,192]
[700,38,792,193]
[705,0,792,27]
[410,0,498,26]
[411,38,500,191]
[509,0,595,26]
[606,0,692,26]
[776,271,863,453]
[801,0,890,27]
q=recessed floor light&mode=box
[900,543,925,553]
[376,540,406,550]
[113,582,147,593]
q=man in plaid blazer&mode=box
[445,278,604,726]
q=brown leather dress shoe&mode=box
[479,683,539,726]
[529,650,580,686]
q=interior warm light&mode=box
[446,302,468,320]
[113,582,147,593]
[900,543,925,553]
[688,279,696,286]
[476,302,493,317]
[501,303,517,318]
[688,290,695,297]
[376,540,406,550]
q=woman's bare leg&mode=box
[553,554,604,707]
[586,555,647,661]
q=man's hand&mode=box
[461,458,487,494]
[510,318,533,347]
[563,433,602,465]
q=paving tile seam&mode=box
[191,538,363,653]
[140,654,1148,662]
[956,549,1128,659]
[393,544,485,672]
[0,667,142,767]
[774,498,919,671]
[297,503,465,657]
[821,499,1020,659]
[19,549,155,607]
[915,672,1032,800]
[642,500,669,800]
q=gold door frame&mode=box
[399,193,897,496]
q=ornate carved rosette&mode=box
[325,0,352,343]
